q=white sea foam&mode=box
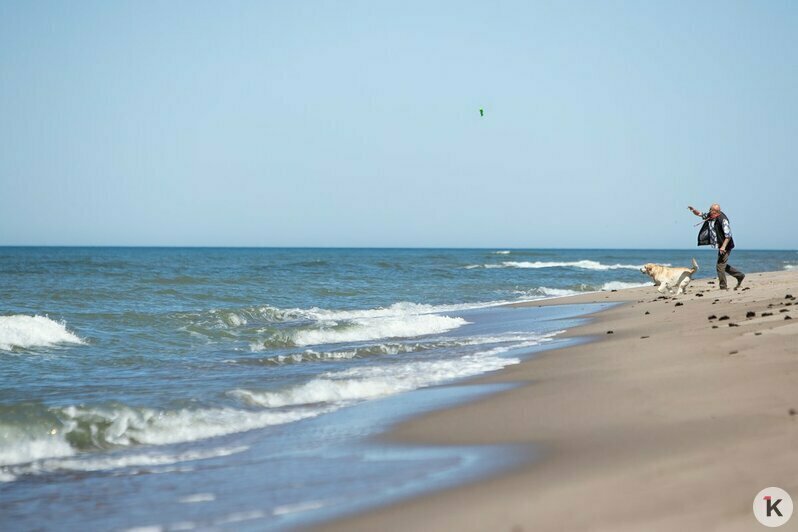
[223,306,307,324]
[785,264,797,271]
[601,281,654,290]
[250,333,544,361]
[2,445,249,482]
[300,301,495,321]
[179,493,216,504]
[58,404,328,447]
[65,445,247,472]
[0,402,326,480]
[537,287,584,297]
[232,336,556,408]
[226,313,246,327]
[272,500,328,516]
[205,301,512,333]
[250,342,420,360]
[0,435,76,467]
[292,314,468,347]
[215,510,266,525]
[468,260,644,271]
[493,250,511,255]
[0,315,84,351]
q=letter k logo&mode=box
[754,487,793,526]
[765,496,784,517]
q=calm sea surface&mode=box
[1,248,796,529]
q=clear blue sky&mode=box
[1,1,796,248]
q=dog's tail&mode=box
[690,257,699,273]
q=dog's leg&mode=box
[676,273,689,295]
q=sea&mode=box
[2,248,796,530]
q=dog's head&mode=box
[640,263,661,279]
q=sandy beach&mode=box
[316,269,798,531]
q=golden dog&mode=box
[640,258,699,295]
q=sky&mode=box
[1,1,796,248]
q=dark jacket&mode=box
[697,212,735,251]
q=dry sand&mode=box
[315,270,798,531]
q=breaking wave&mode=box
[0,402,328,471]
[1,445,249,483]
[231,336,557,408]
[467,260,644,271]
[246,333,548,362]
[291,314,468,347]
[0,315,85,351]
[1,328,562,481]
[537,287,584,297]
[601,281,654,290]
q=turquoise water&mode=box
[1,248,796,529]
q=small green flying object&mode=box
[479,108,484,117]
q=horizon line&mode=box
[1,245,795,252]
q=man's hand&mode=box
[688,206,700,216]
[719,248,727,255]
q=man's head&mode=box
[708,204,721,218]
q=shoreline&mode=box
[315,269,798,531]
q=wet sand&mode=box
[315,269,798,531]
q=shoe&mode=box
[734,274,745,290]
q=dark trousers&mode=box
[716,250,744,288]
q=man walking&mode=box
[688,203,745,290]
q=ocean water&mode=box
[1,247,796,530]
